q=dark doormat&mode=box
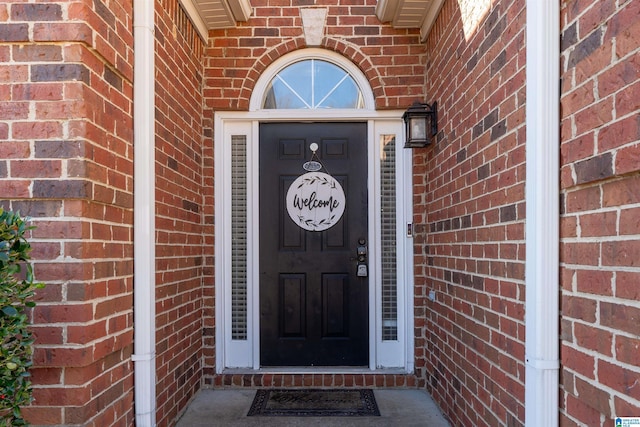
[247,389,381,417]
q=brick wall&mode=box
[154,1,208,426]
[560,0,640,424]
[0,1,135,425]
[3,0,636,425]
[417,0,527,425]
[203,0,426,113]
[2,1,210,425]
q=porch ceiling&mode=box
[180,0,252,39]
[181,0,444,42]
[375,0,445,41]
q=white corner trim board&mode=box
[524,1,560,426]
[133,0,157,426]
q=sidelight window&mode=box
[380,135,398,341]
[231,135,248,340]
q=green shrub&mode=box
[0,209,44,426]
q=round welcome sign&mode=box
[286,172,346,231]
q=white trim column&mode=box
[133,0,156,425]
[524,1,560,425]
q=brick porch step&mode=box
[209,372,421,389]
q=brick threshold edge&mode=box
[208,373,421,388]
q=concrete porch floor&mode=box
[175,389,451,426]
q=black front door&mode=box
[259,122,368,366]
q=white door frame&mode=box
[214,111,414,373]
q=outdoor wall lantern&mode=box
[403,101,438,148]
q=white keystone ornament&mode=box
[286,172,345,231]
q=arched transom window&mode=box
[263,59,365,109]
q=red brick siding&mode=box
[203,0,427,113]
[3,0,209,425]
[2,0,635,426]
[418,0,527,425]
[213,372,418,388]
[1,1,135,425]
[154,1,208,426]
[560,0,640,424]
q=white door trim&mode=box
[214,111,414,373]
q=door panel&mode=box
[322,273,348,337]
[280,274,306,337]
[260,122,368,366]
[280,176,305,249]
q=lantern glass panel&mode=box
[410,116,427,141]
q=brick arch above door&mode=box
[248,47,376,112]
[237,39,396,111]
